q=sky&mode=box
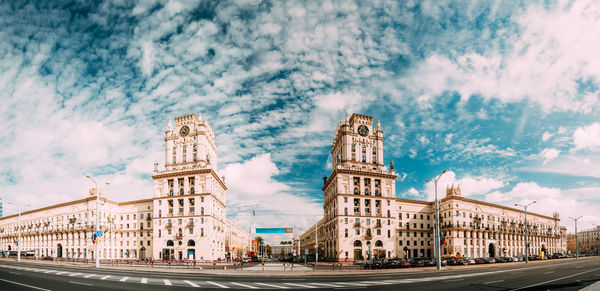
[1,0,600,243]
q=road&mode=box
[0,257,599,290]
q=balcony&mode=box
[374,223,382,229]
[353,223,361,228]
[146,216,152,221]
[175,234,183,240]
[187,222,194,228]
[364,235,372,240]
[166,224,173,229]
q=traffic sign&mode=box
[304,248,308,255]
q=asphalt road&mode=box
[0,257,599,290]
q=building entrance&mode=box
[489,244,495,258]
[57,244,63,258]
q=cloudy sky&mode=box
[1,0,600,242]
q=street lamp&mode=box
[0,198,31,262]
[86,175,109,268]
[514,201,536,263]
[568,216,582,259]
[426,169,447,270]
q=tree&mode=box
[266,244,273,256]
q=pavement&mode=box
[0,257,598,290]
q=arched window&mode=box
[169,189,174,196]
[344,208,348,215]
[353,240,362,247]
[351,144,356,152]
[179,188,184,195]
[354,187,359,195]
[188,240,195,246]
[190,187,195,194]
[178,228,182,234]
[375,240,383,247]
[362,145,366,153]
[365,188,369,195]
[201,207,204,215]
[375,189,379,196]
[166,240,174,247]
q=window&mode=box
[190,187,195,194]
[183,145,187,162]
[345,229,348,237]
[193,144,197,161]
[172,147,176,164]
[399,240,403,246]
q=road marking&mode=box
[141,278,148,284]
[84,274,96,278]
[206,281,230,288]
[56,271,66,275]
[544,271,554,274]
[101,275,111,280]
[255,282,289,289]
[336,282,368,286]
[443,279,465,283]
[120,276,129,282]
[360,281,391,285]
[69,281,93,286]
[311,282,344,287]
[484,280,504,285]
[285,283,317,288]
[9,271,21,275]
[44,270,55,273]
[69,273,81,276]
[231,282,258,289]
[184,280,200,287]
[164,279,172,286]
[510,268,600,291]
[0,278,52,291]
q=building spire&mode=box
[345,112,349,125]
[167,118,173,130]
[376,119,381,131]
[198,112,203,123]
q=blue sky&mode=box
[1,0,600,241]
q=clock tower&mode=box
[320,113,398,261]
[151,113,228,261]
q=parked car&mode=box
[398,259,411,268]
[408,258,425,267]
[474,258,485,264]
[495,257,508,263]
[382,259,398,268]
[363,259,384,269]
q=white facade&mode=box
[0,113,249,261]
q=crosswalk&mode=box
[0,264,397,289]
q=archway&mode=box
[139,246,146,259]
[353,240,362,260]
[488,243,495,258]
[374,240,384,259]
[57,244,63,258]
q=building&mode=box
[301,113,567,262]
[0,202,3,218]
[577,226,600,254]
[0,113,249,261]
[567,234,577,254]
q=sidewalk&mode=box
[1,257,596,277]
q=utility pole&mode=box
[569,216,582,259]
[86,175,109,268]
[0,199,30,263]
[315,219,319,264]
[515,201,536,263]
[426,169,447,270]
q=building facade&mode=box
[0,113,249,261]
[577,226,600,254]
[301,113,567,262]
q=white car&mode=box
[242,258,249,263]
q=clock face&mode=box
[179,125,190,137]
[358,125,369,137]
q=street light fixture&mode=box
[569,216,582,259]
[514,201,536,263]
[86,175,109,268]
[426,169,447,270]
[0,198,31,262]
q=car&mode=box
[474,258,485,264]
[363,259,384,269]
[242,257,249,263]
[382,259,398,268]
[495,257,508,263]
[408,258,425,267]
[397,259,411,268]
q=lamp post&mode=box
[569,216,582,259]
[426,169,447,270]
[515,201,536,263]
[86,175,109,268]
[1,199,30,262]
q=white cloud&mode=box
[540,148,560,164]
[406,187,419,197]
[542,132,554,141]
[573,122,600,151]
[424,170,505,201]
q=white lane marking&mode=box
[335,282,369,286]
[69,281,93,286]
[184,280,200,287]
[9,271,22,275]
[484,280,504,284]
[510,268,600,291]
[141,278,148,284]
[120,277,129,282]
[69,273,81,277]
[44,270,56,273]
[231,282,258,289]
[84,274,96,278]
[444,279,465,283]
[0,278,52,291]
[206,281,230,288]
[544,271,554,274]
[101,275,111,280]
[255,282,289,289]
[284,283,317,288]
[310,282,343,287]
[163,279,172,286]
[360,281,392,285]
[56,271,67,275]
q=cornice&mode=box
[152,169,227,191]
